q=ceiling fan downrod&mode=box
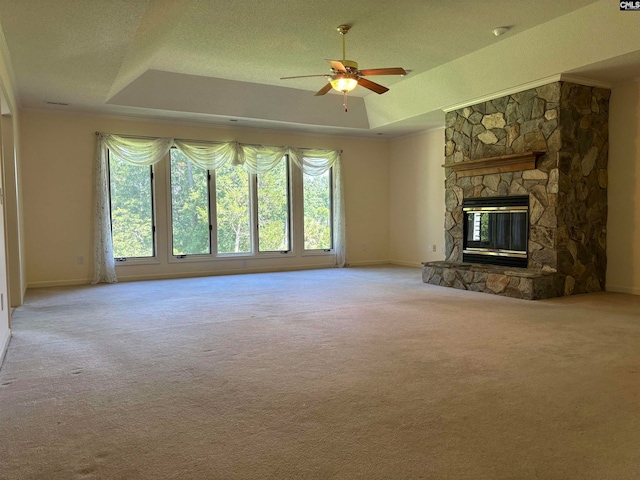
[338,25,352,112]
[337,24,351,61]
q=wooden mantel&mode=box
[442,151,545,177]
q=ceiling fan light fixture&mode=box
[330,74,358,93]
[281,24,406,109]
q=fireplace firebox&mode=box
[462,195,528,268]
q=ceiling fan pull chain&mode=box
[343,92,348,112]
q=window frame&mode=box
[167,148,213,260]
[301,166,334,255]
[254,154,293,256]
[212,161,254,257]
[107,149,159,265]
[108,146,336,267]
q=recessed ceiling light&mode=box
[492,26,510,37]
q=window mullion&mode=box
[250,171,258,255]
[210,170,220,256]
[207,171,213,256]
[150,165,156,257]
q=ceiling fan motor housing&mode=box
[340,60,359,72]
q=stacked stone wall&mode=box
[556,83,609,294]
[444,83,562,271]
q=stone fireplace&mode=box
[423,81,610,299]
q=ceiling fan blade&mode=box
[357,77,389,94]
[359,67,407,76]
[326,60,347,72]
[281,74,329,80]
[314,83,333,96]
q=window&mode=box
[108,152,155,259]
[303,169,332,250]
[215,162,251,254]
[104,141,336,267]
[170,149,211,256]
[257,157,290,252]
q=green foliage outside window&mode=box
[170,149,210,256]
[303,170,332,250]
[215,163,251,254]
[257,158,290,252]
[109,154,154,258]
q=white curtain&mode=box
[92,133,174,284]
[289,148,346,268]
[173,139,239,170]
[93,133,347,283]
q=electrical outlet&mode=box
[430,244,437,252]
[77,256,84,265]
[242,259,247,268]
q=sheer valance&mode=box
[93,133,346,284]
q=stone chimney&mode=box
[423,81,610,299]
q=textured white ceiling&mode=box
[0,0,636,137]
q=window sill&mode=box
[302,250,334,257]
[114,258,161,266]
[167,252,300,264]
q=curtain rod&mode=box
[95,131,343,154]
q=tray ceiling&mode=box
[0,0,636,137]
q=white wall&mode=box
[0,25,20,365]
[607,80,640,294]
[19,110,391,287]
[17,82,640,293]
[389,128,445,266]
[3,114,22,307]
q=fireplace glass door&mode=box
[462,196,529,267]
[465,209,527,253]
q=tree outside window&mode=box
[215,163,251,254]
[170,149,210,256]
[108,153,154,258]
[303,169,332,250]
[257,157,290,252]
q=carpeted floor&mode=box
[1,266,640,479]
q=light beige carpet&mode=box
[1,266,640,479]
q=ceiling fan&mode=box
[280,25,407,111]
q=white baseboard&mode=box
[27,264,340,288]
[605,284,640,295]
[27,278,91,289]
[347,260,392,267]
[26,262,420,288]
[0,327,11,369]
[389,260,423,268]
[102,263,337,283]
